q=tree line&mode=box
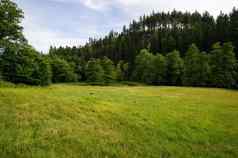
[50,7,238,62]
[0,0,238,88]
[133,43,238,88]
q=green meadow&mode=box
[0,84,237,158]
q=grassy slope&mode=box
[0,85,237,158]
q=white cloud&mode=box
[44,0,238,23]
[24,30,87,53]
[49,0,114,11]
[22,19,87,53]
[82,0,113,11]
[117,0,238,17]
[49,0,238,16]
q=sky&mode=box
[13,0,238,53]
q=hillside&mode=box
[0,85,237,158]
[50,9,238,63]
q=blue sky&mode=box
[14,0,238,53]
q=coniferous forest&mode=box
[0,0,238,89]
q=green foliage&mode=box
[100,57,116,83]
[0,45,51,85]
[166,50,184,85]
[197,52,212,86]
[33,57,52,86]
[210,42,237,88]
[183,44,211,86]
[122,62,129,80]
[50,57,77,83]
[235,62,238,88]
[85,58,104,82]
[152,54,167,85]
[230,8,238,56]
[133,49,156,84]
[116,61,129,81]
[0,0,52,86]
[0,0,25,44]
[116,62,123,81]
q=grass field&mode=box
[0,84,237,158]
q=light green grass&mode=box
[0,84,238,158]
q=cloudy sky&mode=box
[14,0,238,53]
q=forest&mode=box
[0,0,238,88]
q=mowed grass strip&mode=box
[0,85,237,158]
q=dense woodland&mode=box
[0,0,238,88]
